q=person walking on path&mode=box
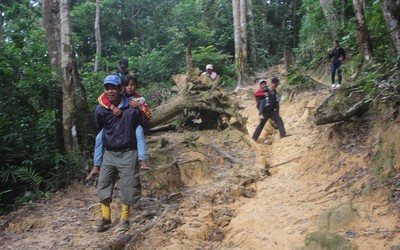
[328,40,346,89]
[86,74,151,181]
[93,74,144,233]
[252,77,289,142]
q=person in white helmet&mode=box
[201,64,219,80]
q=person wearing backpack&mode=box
[252,77,289,142]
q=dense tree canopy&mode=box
[0,0,399,214]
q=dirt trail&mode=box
[222,87,400,249]
[1,66,400,249]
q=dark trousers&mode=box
[252,110,287,141]
[258,99,265,114]
[331,62,342,85]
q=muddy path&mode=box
[1,65,400,249]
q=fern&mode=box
[13,166,43,191]
[0,165,18,184]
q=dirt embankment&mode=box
[1,66,400,250]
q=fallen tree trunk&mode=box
[149,72,246,131]
[315,86,372,125]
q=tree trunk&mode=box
[186,43,194,73]
[149,73,246,132]
[0,6,4,43]
[284,49,296,71]
[352,0,373,64]
[380,0,400,56]
[43,0,65,153]
[291,0,302,48]
[239,0,247,72]
[232,0,242,86]
[94,0,101,72]
[319,0,340,38]
[246,0,257,64]
[315,86,372,125]
[60,0,94,153]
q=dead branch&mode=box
[177,158,201,165]
[268,156,301,169]
[208,143,242,164]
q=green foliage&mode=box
[81,71,108,113]
[193,45,233,77]
[48,152,87,189]
[0,0,90,214]
[14,167,43,192]
[370,140,396,182]
[365,1,391,62]
[284,67,319,92]
[130,49,178,83]
[296,0,358,70]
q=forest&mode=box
[1,0,399,216]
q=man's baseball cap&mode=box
[258,79,267,84]
[103,75,121,86]
[206,64,213,70]
[119,57,128,68]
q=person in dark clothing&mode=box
[116,57,129,82]
[328,40,346,88]
[93,74,143,233]
[252,77,289,142]
[86,57,132,181]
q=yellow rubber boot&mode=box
[101,202,111,221]
[116,203,130,232]
[94,201,112,232]
[121,203,130,221]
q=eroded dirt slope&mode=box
[1,66,400,250]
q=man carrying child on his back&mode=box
[252,78,290,142]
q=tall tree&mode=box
[352,0,373,64]
[60,0,93,153]
[0,7,4,43]
[380,0,400,56]
[239,0,248,67]
[319,0,340,38]
[232,0,242,85]
[247,0,257,64]
[43,0,64,152]
[94,0,102,72]
[232,0,247,86]
[291,0,302,48]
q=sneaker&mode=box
[259,114,264,119]
[115,219,129,233]
[93,218,112,232]
[335,83,341,88]
[281,134,292,138]
[331,84,336,89]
